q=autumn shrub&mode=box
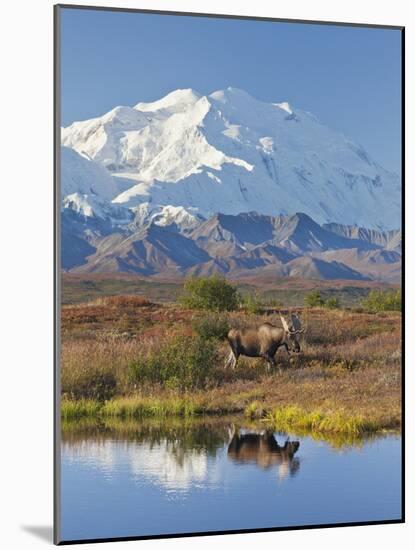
[180,276,240,311]
[192,313,230,341]
[304,292,340,309]
[361,289,402,312]
[242,293,263,315]
[304,291,325,308]
[62,366,117,401]
[324,297,341,309]
[128,334,218,390]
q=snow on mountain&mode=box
[134,88,202,114]
[130,203,204,232]
[63,192,101,218]
[61,145,119,200]
[61,146,131,224]
[151,205,204,230]
[61,192,131,225]
[61,87,401,230]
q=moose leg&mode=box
[269,353,282,374]
[263,354,276,373]
[282,343,291,355]
[275,356,283,374]
[224,350,234,369]
[225,348,238,369]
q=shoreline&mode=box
[61,394,401,436]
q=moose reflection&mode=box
[227,429,300,479]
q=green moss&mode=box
[61,399,102,420]
[100,396,200,418]
[265,405,379,435]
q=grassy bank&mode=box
[61,357,401,434]
[61,394,397,435]
[61,294,401,436]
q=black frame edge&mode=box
[55,3,404,30]
[58,519,404,546]
[400,26,405,524]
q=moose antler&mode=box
[291,313,305,334]
[290,312,306,334]
[281,312,306,334]
[280,314,290,332]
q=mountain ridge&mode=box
[62,87,401,230]
[62,207,401,282]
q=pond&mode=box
[59,417,402,542]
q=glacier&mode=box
[61,87,401,230]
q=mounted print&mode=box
[54,4,404,545]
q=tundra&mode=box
[225,313,305,371]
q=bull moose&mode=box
[225,313,305,371]
[228,429,300,476]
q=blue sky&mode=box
[60,7,402,174]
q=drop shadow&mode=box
[21,525,53,543]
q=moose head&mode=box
[280,313,305,353]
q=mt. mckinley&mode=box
[60,88,401,281]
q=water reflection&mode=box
[62,419,302,488]
[62,418,231,491]
[228,429,300,480]
[61,417,401,541]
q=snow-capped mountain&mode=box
[62,87,401,230]
[130,203,204,232]
[60,87,401,280]
[61,146,131,222]
[61,145,118,199]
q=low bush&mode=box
[180,276,240,312]
[192,313,230,341]
[304,291,325,308]
[361,289,401,312]
[128,334,218,390]
[324,297,341,309]
[242,293,263,315]
[304,291,340,309]
[62,367,117,401]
